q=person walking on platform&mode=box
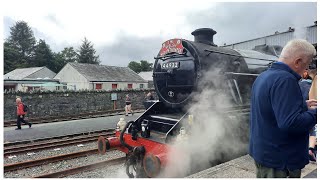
[16,97,32,130]
[125,94,134,116]
[249,39,317,178]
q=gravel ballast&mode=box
[4,142,98,165]
[4,142,125,178]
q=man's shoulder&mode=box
[262,68,297,81]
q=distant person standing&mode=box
[309,68,317,101]
[144,92,155,109]
[125,94,134,116]
[146,92,155,100]
[16,97,32,130]
[299,70,312,101]
[249,39,317,178]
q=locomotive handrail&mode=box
[224,72,260,76]
[204,49,276,62]
[165,112,188,142]
[233,79,243,104]
[246,63,270,66]
[149,115,179,122]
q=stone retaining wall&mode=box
[4,90,157,121]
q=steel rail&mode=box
[4,149,99,172]
[33,157,126,178]
[4,133,114,156]
[4,129,115,147]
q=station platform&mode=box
[4,113,142,143]
[4,113,317,178]
[188,154,317,178]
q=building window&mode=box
[27,87,33,92]
[128,84,133,89]
[96,83,102,90]
[140,84,144,89]
[112,84,118,90]
[4,85,15,91]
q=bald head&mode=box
[279,39,316,76]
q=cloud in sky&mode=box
[185,2,317,45]
[3,1,317,66]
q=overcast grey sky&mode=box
[3,1,317,67]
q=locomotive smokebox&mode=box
[191,28,217,46]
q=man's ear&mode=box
[293,58,302,67]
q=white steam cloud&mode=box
[161,68,249,177]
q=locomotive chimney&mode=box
[191,28,217,46]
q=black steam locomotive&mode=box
[98,28,279,178]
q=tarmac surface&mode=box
[4,113,142,143]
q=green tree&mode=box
[32,39,58,72]
[77,37,100,64]
[4,21,36,73]
[52,52,66,72]
[7,21,36,60]
[140,60,153,71]
[128,61,142,73]
[128,60,153,73]
[60,47,78,63]
[4,42,19,74]
[52,47,78,72]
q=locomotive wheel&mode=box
[125,154,147,178]
[126,163,137,178]
[143,154,161,178]
[97,136,106,154]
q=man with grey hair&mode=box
[16,97,32,130]
[249,39,317,178]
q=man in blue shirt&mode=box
[249,39,317,178]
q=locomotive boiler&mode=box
[97,28,279,178]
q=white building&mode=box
[4,67,61,92]
[54,62,148,91]
[138,71,154,88]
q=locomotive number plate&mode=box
[162,62,180,69]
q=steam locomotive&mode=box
[98,28,279,178]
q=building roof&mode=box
[4,67,53,80]
[138,71,153,81]
[69,62,146,82]
[222,22,317,48]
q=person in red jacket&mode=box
[16,97,32,130]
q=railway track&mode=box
[4,128,123,178]
[5,148,125,178]
[33,157,125,178]
[4,131,115,156]
[4,109,145,127]
[4,129,115,147]
[4,149,99,172]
